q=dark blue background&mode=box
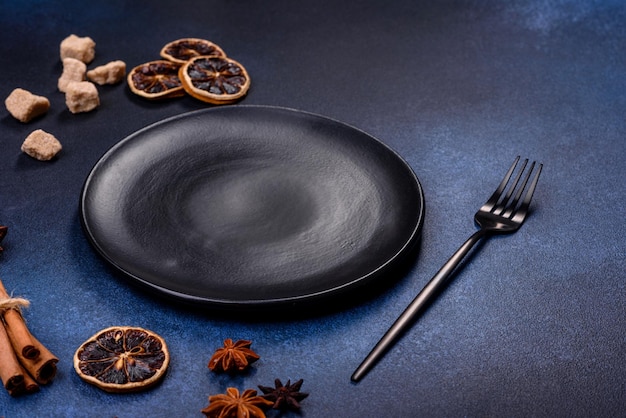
[1,0,624,416]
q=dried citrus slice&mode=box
[179,56,251,104]
[160,38,226,64]
[73,326,170,393]
[127,60,185,99]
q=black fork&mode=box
[352,156,543,382]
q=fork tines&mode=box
[483,156,543,219]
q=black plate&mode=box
[80,106,424,309]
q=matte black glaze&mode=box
[80,106,424,309]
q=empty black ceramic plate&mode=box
[80,106,424,309]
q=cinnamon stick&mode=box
[0,234,58,394]
[0,278,58,387]
[19,366,40,394]
[16,333,58,385]
[7,365,40,397]
[0,320,25,396]
[0,280,38,359]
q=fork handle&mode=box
[351,229,487,382]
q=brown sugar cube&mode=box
[58,57,87,92]
[60,34,95,64]
[87,60,127,85]
[65,81,100,113]
[4,88,50,123]
[21,129,62,161]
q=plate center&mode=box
[183,166,318,246]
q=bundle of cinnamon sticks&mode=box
[0,278,59,396]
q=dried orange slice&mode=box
[179,56,251,104]
[160,38,226,64]
[73,326,170,393]
[127,60,185,99]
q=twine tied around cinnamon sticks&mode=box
[0,279,59,396]
[0,294,30,312]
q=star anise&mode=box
[258,378,309,411]
[208,339,260,373]
[201,387,273,418]
[0,225,7,252]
